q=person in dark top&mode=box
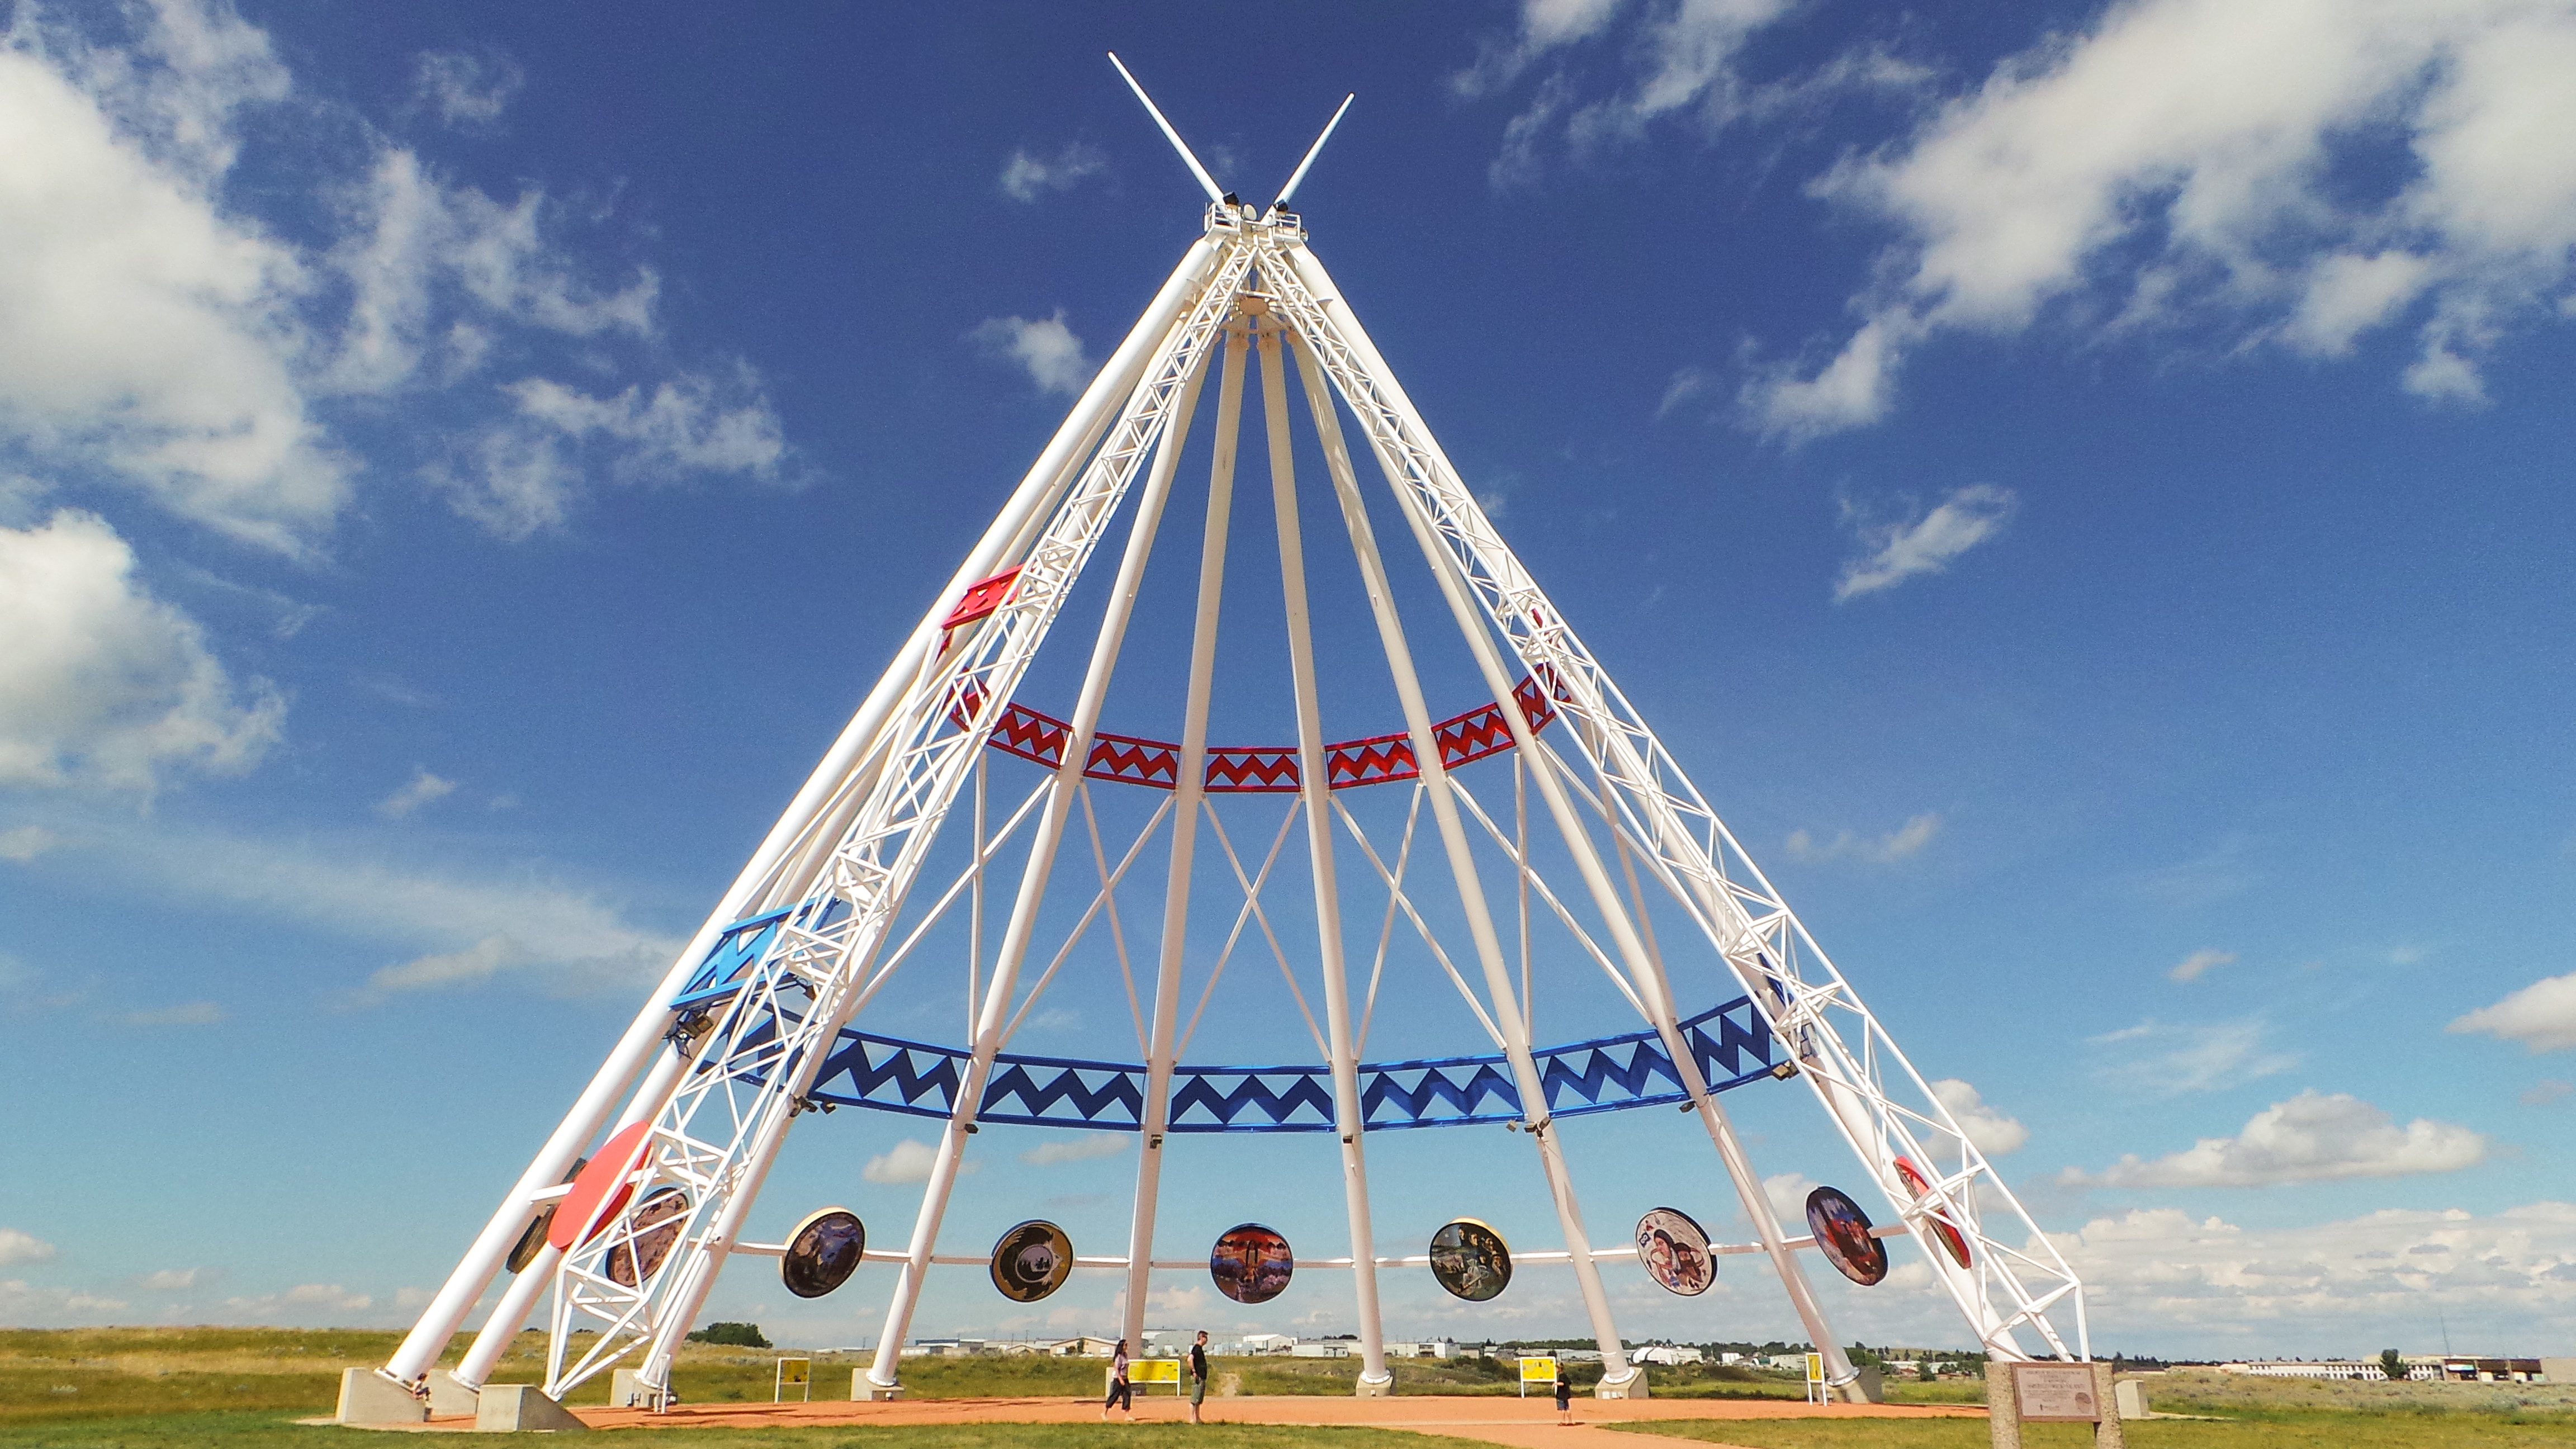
[1103,1339,1131,1420]
[1188,1330,1210,1424]
[1554,1367,1574,1424]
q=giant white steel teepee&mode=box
[376,61,2089,1412]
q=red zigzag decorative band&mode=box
[981,671,1567,793]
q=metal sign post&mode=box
[774,1357,811,1404]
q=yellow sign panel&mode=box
[1805,1354,1825,1383]
[1520,1356,1559,1382]
[1131,1357,1182,1384]
[779,1358,810,1386]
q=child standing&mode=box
[1554,1368,1574,1424]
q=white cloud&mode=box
[0,510,282,790]
[2088,1017,2300,1097]
[0,1228,58,1267]
[1452,0,1628,101]
[412,49,523,132]
[0,4,787,551]
[433,366,787,540]
[0,825,59,861]
[227,1282,372,1317]
[117,1000,224,1027]
[1930,1078,2029,1157]
[1834,485,2016,600]
[0,14,337,553]
[1760,1171,1814,1226]
[1019,1133,1131,1166]
[2169,948,2238,984]
[1765,0,2576,435]
[376,766,457,819]
[1784,811,1939,863]
[998,142,1107,202]
[25,811,685,1001]
[2524,1079,2572,1106]
[138,1267,203,1291]
[2064,1090,2487,1188]
[2047,1200,2576,1344]
[972,312,1092,397]
[864,1138,973,1186]
[2450,970,2576,1053]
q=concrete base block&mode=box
[334,1367,427,1426]
[2114,1378,2149,1420]
[609,1369,665,1410]
[1832,1366,1885,1404]
[853,1370,905,1400]
[476,1384,588,1433]
[428,1371,480,1417]
[1593,1367,1647,1399]
[1355,1372,1393,1398]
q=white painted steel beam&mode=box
[1123,320,1250,1352]
[1282,321,1632,1393]
[1257,315,1390,1393]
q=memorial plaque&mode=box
[1210,1223,1294,1304]
[2014,1362,2103,1422]
[1635,1206,1714,1296]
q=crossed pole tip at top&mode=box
[1106,52,1353,214]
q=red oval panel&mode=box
[1892,1156,1972,1269]
[548,1121,653,1252]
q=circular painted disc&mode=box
[1805,1186,1888,1287]
[782,1208,866,1299]
[1210,1223,1294,1305]
[1635,1206,1715,1297]
[989,1220,1074,1303]
[548,1121,653,1252]
[1428,1218,1512,1302]
[1892,1157,1972,1270]
[605,1187,690,1288]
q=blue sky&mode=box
[3,0,2574,1362]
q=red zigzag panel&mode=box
[982,673,1565,794]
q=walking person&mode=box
[1187,1330,1210,1424]
[1103,1338,1133,1420]
[1554,1367,1574,1425]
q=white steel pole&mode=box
[863,309,1216,1394]
[1284,323,1633,1393]
[1123,320,1249,1351]
[1257,318,1390,1392]
[1304,335,1862,1400]
[383,235,1223,1386]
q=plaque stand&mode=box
[1986,1361,2124,1449]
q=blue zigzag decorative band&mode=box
[802,998,1775,1133]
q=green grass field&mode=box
[8,1330,2570,1449]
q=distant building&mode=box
[1632,1346,1704,1366]
[1238,1333,1295,1355]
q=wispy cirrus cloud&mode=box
[1834,486,2016,600]
[2089,1016,2300,1098]
[1785,811,1939,863]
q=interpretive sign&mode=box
[1131,1357,1182,1394]
[1518,1356,1556,1398]
[2015,1362,2101,1422]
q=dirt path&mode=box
[560,1392,1984,1447]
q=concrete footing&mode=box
[1831,1366,1885,1404]
[334,1367,427,1426]
[1593,1368,1647,1399]
[1355,1372,1393,1398]
[610,1369,668,1410]
[476,1384,588,1432]
[852,1370,905,1401]
[427,1371,480,1417]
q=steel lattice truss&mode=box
[384,102,2090,1412]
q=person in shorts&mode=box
[1104,1338,1131,1419]
[1187,1330,1210,1424]
[1555,1367,1574,1424]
